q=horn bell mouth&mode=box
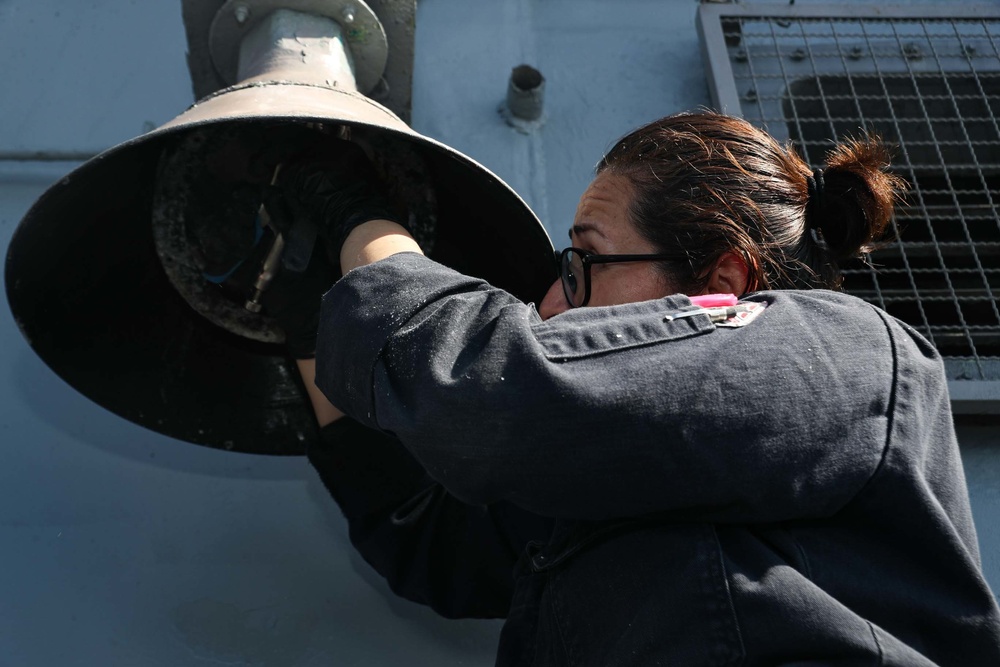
[4,83,555,455]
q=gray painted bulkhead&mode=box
[0,0,996,664]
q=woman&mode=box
[266,112,1000,665]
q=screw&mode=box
[848,46,864,61]
[744,87,757,102]
[903,42,922,60]
[790,47,806,62]
[734,48,747,63]
[234,4,250,24]
[341,5,356,24]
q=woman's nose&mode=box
[538,279,570,320]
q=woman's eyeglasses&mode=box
[557,247,684,308]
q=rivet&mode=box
[848,46,864,61]
[903,42,922,60]
[734,48,748,63]
[234,4,250,24]
[963,44,977,57]
[744,87,758,102]
[790,47,806,62]
[341,5,356,24]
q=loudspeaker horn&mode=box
[4,1,555,454]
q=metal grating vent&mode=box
[698,3,1000,410]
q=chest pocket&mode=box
[531,296,716,361]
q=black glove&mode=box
[257,232,338,359]
[263,140,406,271]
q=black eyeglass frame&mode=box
[556,247,685,308]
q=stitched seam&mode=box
[535,321,714,361]
[367,358,382,428]
[849,306,900,504]
[708,526,747,667]
[529,296,710,361]
[548,572,576,666]
[867,621,886,666]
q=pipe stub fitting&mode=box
[506,64,545,123]
[209,0,388,94]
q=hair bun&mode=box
[810,136,907,259]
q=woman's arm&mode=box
[295,358,344,427]
[316,246,901,523]
[339,218,422,273]
[308,416,552,619]
[291,219,418,426]
[298,229,553,617]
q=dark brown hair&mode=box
[597,111,907,292]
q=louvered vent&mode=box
[698,3,1000,410]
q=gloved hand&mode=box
[257,232,338,359]
[263,139,406,271]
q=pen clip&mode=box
[663,305,741,323]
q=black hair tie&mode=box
[805,167,825,229]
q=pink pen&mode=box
[688,293,738,308]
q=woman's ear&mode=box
[702,252,749,296]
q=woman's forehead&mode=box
[574,174,631,222]
[572,173,636,245]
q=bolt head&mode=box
[903,42,922,60]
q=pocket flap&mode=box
[532,296,716,361]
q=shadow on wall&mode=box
[306,472,508,657]
[954,415,1000,598]
[160,495,500,666]
[10,349,304,480]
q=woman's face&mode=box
[538,172,676,320]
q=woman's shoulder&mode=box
[751,289,941,360]
[747,288,881,313]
